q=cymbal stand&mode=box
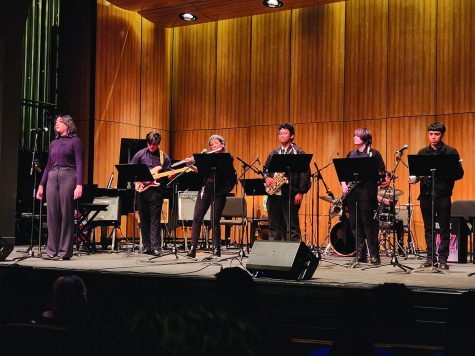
[312,161,337,256]
[405,178,423,259]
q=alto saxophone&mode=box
[265,172,289,195]
[329,181,357,219]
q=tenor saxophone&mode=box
[266,172,288,195]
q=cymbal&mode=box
[378,188,404,198]
[400,203,419,207]
[319,195,335,204]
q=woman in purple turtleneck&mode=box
[36,115,84,260]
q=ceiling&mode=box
[106,0,344,28]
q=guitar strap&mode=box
[160,150,164,166]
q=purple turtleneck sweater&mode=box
[40,135,84,186]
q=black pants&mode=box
[347,187,379,258]
[190,186,226,248]
[266,194,301,241]
[420,196,451,262]
[138,188,164,251]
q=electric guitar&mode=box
[135,166,190,193]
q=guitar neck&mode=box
[151,166,190,180]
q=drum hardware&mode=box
[364,150,412,272]
[313,160,348,268]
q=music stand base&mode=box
[411,264,447,274]
[362,256,412,273]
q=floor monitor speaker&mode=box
[0,237,14,261]
[247,241,319,280]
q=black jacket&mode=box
[263,144,311,195]
[417,142,464,199]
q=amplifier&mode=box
[88,196,121,226]
[178,191,210,221]
[435,217,469,263]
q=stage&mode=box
[1,245,475,354]
[2,246,475,291]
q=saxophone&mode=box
[265,172,288,195]
[329,181,357,219]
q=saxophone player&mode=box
[342,128,385,265]
[263,123,311,241]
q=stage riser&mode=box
[0,266,458,349]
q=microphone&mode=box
[395,144,408,154]
[256,155,261,165]
[31,127,49,133]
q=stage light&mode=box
[179,13,197,22]
[263,0,283,8]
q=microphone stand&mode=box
[234,156,261,259]
[17,131,44,260]
[312,161,348,267]
[363,151,412,272]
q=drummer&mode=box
[377,171,405,255]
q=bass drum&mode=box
[330,220,356,256]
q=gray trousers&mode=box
[46,167,77,258]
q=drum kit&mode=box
[320,188,412,257]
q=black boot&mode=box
[187,245,197,258]
[213,246,221,258]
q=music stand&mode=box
[240,178,267,247]
[408,154,460,274]
[115,164,154,255]
[333,157,379,268]
[267,154,312,242]
[193,153,235,258]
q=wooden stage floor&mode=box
[2,246,475,292]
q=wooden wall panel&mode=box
[291,3,345,123]
[140,19,172,132]
[172,22,217,131]
[216,17,251,129]
[344,0,388,121]
[444,114,475,200]
[388,0,436,117]
[437,0,475,114]
[95,1,172,188]
[94,121,140,186]
[250,12,291,126]
[96,1,141,124]
[93,0,475,248]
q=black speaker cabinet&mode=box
[247,241,319,280]
[0,237,14,261]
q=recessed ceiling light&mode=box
[179,13,197,22]
[263,0,283,8]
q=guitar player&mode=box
[130,131,173,256]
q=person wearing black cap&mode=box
[409,122,463,270]
[187,134,237,258]
[263,123,311,241]
[130,131,173,256]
